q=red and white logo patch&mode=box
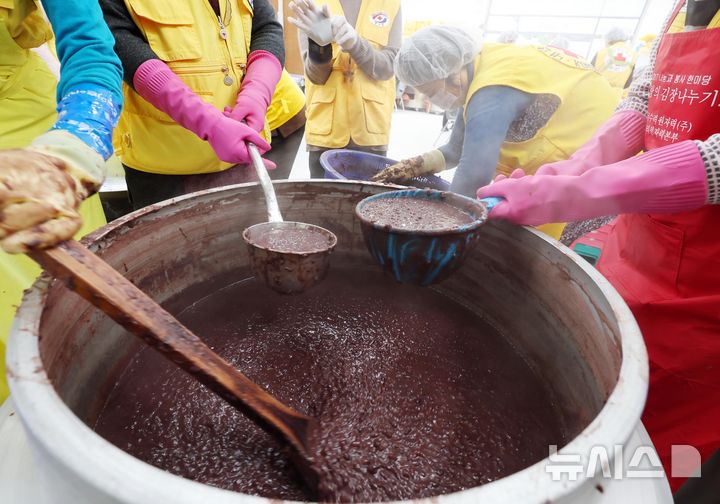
[370,12,389,27]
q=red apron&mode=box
[597,1,720,492]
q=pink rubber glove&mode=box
[493,168,527,182]
[223,51,282,132]
[134,59,271,166]
[477,141,708,226]
[536,110,647,176]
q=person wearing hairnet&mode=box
[0,0,123,404]
[289,0,402,178]
[592,27,638,89]
[478,0,720,493]
[373,26,621,239]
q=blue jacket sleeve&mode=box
[438,109,466,168]
[41,0,124,159]
[447,85,534,198]
[41,0,123,103]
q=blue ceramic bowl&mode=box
[355,189,489,285]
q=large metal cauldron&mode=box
[7,181,648,504]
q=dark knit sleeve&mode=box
[99,0,159,89]
[249,0,285,67]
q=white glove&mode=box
[0,131,104,253]
[330,15,359,52]
[288,1,334,46]
[30,130,105,192]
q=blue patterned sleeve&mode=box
[41,0,123,159]
[50,85,121,160]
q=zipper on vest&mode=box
[217,15,239,86]
[218,15,228,40]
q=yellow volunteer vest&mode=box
[0,0,107,404]
[466,44,620,240]
[267,69,305,131]
[304,0,399,148]
[466,44,620,178]
[114,0,269,175]
[594,41,638,88]
[0,0,52,88]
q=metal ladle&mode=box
[242,143,337,294]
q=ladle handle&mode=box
[247,142,283,223]
[29,240,313,458]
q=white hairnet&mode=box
[605,27,628,45]
[394,26,481,87]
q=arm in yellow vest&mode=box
[223,51,283,133]
[0,0,123,253]
[0,73,122,253]
[329,7,402,81]
[375,86,533,196]
[288,1,334,45]
[297,31,333,85]
[449,86,533,198]
[373,98,466,183]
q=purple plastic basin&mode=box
[320,149,450,191]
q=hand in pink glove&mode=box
[492,168,527,183]
[134,59,272,166]
[535,110,647,177]
[223,51,282,133]
[477,141,708,226]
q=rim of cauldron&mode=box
[6,180,649,504]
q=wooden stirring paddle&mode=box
[29,239,319,491]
